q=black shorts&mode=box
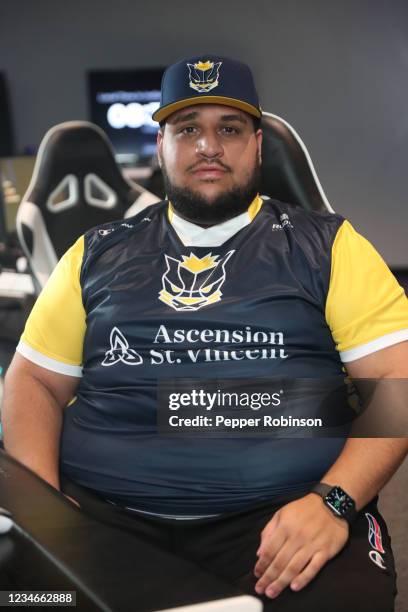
[61,477,397,612]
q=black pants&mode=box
[61,477,397,612]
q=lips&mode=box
[192,166,228,177]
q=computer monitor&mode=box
[0,72,14,157]
[0,180,7,248]
[88,68,164,165]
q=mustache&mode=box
[187,160,231,173]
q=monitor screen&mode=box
[88,68,164,164]
[0,72,14,157]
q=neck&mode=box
[169,200,256,228]
[171,208,229,228]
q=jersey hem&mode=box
[106,499,221,521]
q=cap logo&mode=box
[187,60,222,93]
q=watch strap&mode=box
[311,482,333,498]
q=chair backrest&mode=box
[16,121,158,291]
[260,112,333,213]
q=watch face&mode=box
[325,486,355,516]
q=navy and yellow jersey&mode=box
[17,197,408,514]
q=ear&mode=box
[156,128,164,168]
[256,128,263,165]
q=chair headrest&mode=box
[24,121,142,210]
[260,112,333,212]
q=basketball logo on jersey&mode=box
[159,251,234,311]
[101,327,143,366]
[187,60,222,93]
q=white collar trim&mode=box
[171,210,251,246]
[170,196,265,246]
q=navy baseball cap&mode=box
[152,54,262,123]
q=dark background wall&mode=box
[0,0,407,265]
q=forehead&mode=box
[166,104,252,125]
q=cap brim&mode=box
[152,96,262,123]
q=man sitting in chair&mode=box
[3,55,408,611]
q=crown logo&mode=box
[187,60,222,94]
[180,253,218,273]
[195,61,213,71]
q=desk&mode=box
[0,271,34,298]
[0,451,241,611]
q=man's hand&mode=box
[253,493,349,599]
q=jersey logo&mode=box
[159,250,234,311]
[101,327,143,366]
[99,228,115,236]
[271,213,294,231]
[187,60,222,93]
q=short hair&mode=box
[251,115,261,131]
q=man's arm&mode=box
[253,341,408,599]
[2,353,80,490]
[318,340,408,508]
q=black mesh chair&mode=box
[16,121,159,293]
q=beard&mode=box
[160,158,261,225]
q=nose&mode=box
[195,130,224,159]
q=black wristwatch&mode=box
[311,483,357,525]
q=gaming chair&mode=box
[16,121,159,293]
[260,111,333,212]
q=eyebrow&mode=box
[170,111,248,125]
[171,111,200,124]
[218,114,247,124]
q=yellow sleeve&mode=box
[325,220,408,362]
[17,236,86,375]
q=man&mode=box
[3,55,408,611]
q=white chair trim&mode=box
[16,200,58,289]
[124,189,160,218]
[46,174,79,213]
[262,111,334,213]
[84,173,117,209]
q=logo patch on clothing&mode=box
[102,327,143,366]
[99,228,115,236]
[271,213,294,231]
[187,60,222,93]
[365,513,385,553]
[366,512,387,570]
[159,250,234,311]
[369,550,386,570]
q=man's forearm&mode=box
[321,437,408,510]
[254,437,408,597]
[2,372,63,490]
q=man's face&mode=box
[157,104,262,224]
